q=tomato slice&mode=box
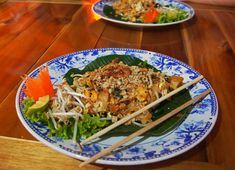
[144,7,159,23]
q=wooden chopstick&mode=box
[80,75,204,145]
[79,89,211,167]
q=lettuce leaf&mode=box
[78,114,111,138]
[48,114,111,139]
[22,97,35,113]
[48,119,74,139]
[158,8,188,23]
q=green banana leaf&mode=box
[103,5,126,21]
[64,55,192,137]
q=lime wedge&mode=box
[26,95,50,115]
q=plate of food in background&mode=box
[16,48,217,165]
[92,0,195,27]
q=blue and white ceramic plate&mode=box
[92,0,195,27]
[16,48,218,166]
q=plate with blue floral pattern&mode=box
[92,0,195,27]
[16,48,218,165]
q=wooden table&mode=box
[0,1,235,169]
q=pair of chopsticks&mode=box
[79,75,210,167]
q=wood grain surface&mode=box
[0,136,233,170]
[0,1,235,169]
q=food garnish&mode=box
[23,66,55,101]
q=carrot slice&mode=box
[144,7,159,23]
[38,66,55,97]
[23,66,55,101]
[24,78,44,101]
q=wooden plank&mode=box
[95,23,142,49]
[0,136,232,170]
[31,5,106,64]
[212,11,235,53]
[0,5,105,139]
[0,3,42,49]
[0,136,102,170]
[0,85,36,139]
[141,25,188,63]
[189,2,235,13]
[181,9,235,165]
[0,3,80,103]
[0,0,7,4]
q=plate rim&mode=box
[92,0,195,27]
[15,48,218,166]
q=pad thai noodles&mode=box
[22,58,184,141]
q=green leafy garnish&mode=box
[49,114,111,139]
[158,8,188,23]
[23,96,111,139]
[78,114,111,138]
[103,5,116,18]
[48,119,74,139]
[47,114,110,139]
[22,97,35,114]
